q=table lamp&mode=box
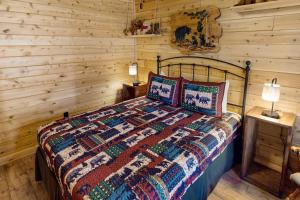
[261,78,280,119]
[129,63,140,86]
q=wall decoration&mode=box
[139,0,145,9]
[235,0,274,5]
[170,6,222,54]
[123,19,161,36]
[123,0,161,37]
[123,19,144,35]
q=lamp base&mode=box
[261,110,280,119]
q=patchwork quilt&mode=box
[38,96,241,200]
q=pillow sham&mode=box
[222,80,230,113]
[147,72,181,107]
[181,79,225,118]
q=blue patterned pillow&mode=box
[181,79,225,117]
[147,72,181,107]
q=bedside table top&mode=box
[123,82,147,88]
[247,106,296,128]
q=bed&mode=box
[35,56,251,200]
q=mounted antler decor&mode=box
[170,6,222,54]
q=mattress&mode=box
[38,96,241,200]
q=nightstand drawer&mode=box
[134,86,147,97]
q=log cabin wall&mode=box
[136,0,300,172]
[0,0,134,165]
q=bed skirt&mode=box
[182,133,242,200]
[35,133,242,200]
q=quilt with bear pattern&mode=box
[38,96,241,200]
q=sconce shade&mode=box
[261,83,280,102]
[129,64,137,76]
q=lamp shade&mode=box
[261,83,280,102]
[129,64,137,76]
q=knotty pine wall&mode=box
[0,0,134,165]
[136,0,300,172]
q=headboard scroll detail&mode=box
[156,55,251,118]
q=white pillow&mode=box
[222,80,230,113]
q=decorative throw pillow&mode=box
[181,79,225,117]
[147,72,181,107]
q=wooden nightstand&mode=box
[241,106,296,197]
[122,82,148,101]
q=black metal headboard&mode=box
[156,55,251,117]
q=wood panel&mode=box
[0,0,134,165]
[136,0,300,171]
[255,121,287,173]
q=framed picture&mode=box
[170,6,222,54]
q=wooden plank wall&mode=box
[136,0,300,172]
[0,0,134,165]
